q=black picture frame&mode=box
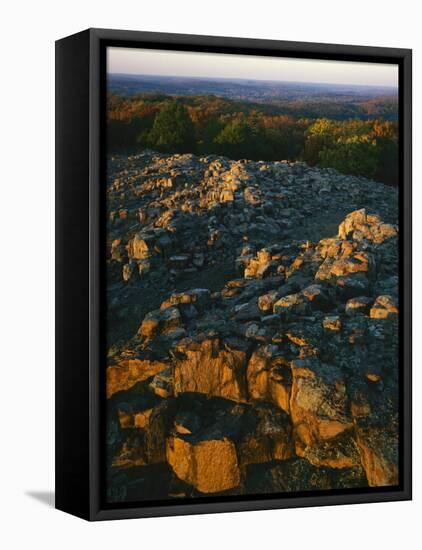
[55,28,412,521]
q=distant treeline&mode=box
[107,93,399,185]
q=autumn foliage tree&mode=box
[106,92,399,185]
[303,118,398,185]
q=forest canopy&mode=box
[107,93,399,185]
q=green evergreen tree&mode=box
[148,101,195,153]
[213,118,260,159]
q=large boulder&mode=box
[315,247,375,282]
[345,296,373,316]
[116,396,155,429]
[127,233,152,260]
[354,422,399,487]
[173,337,248,402]
[273,293,307,317]
[167,435,240,493]
[160,288,211,311]
[302,284,333,311]
[338,209,397,244]
[350,385,399,487]
[112,399,178,467]
[244,249,272,279]
[335,273,370,299]
[289,358,356,467]
[106,359,169,398]
[246,345,291,413]
[258,290,281,312]
[369,295,399,319]
[232,301,261,322]
[239,405,293,465]
[145,400,179,464]
[138,306,182,340]
[110,239,124,261]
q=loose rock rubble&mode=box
[106,151,399,502]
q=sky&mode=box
[107,47,398,88]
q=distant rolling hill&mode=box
[108,73,397,104]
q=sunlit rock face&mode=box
[106,358,169,399]
[106,151,399,502]
[173,337,248,402]
[166,436,241,493]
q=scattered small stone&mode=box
[323,315,342,331]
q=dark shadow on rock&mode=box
[26,491,55,508]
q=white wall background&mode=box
[0,1,419,548]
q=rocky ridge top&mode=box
[106,150,399,502]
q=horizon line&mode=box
[107,72,398,91]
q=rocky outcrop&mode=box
[338,208,397,243]
[246,345,291,413]
[245,458,367,494]
[354,421,399,487]
[138,306,182,340]
[167,436,240,493]
[239,405,294,465]
[106,358,169,398]
[106,151,399,502]
[289,358,357,468]
[369,295,399,319]
[173,337,248,402]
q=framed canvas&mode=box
[55,28,412,521]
